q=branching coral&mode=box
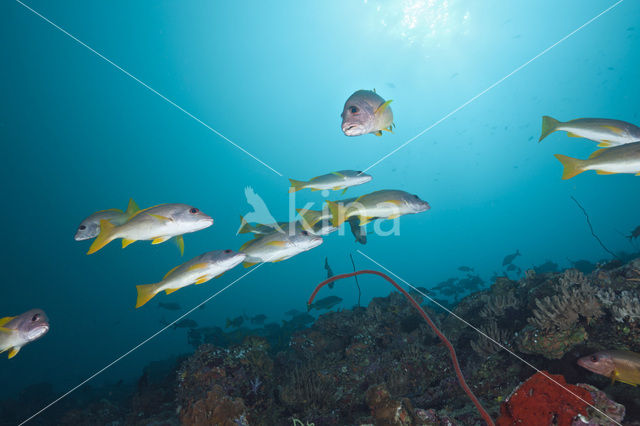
[480,291,519,319]
[527,270,602,331]
[471,320,511,357]
[597,289,640,323]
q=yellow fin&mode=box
[149,214,171,222]
[567,132,581,138]
[539,116,560,142]
[0,317,15,327]
[266,240,287,247]
[175,235,184,256]
[388,214,400,219]
[326,200,347,227]
[374,131,383,136]
[163,265,180,280]
[554,154,586,180]
[165,288,179,295]
[288,179,306,193]
[596,170,616,175]
[124,198,141,219]
[194,275,209,285]
[598,142,612,147]
[297,208,323,227]
[238,216,254,234]
[311,188,321,192]
[87,220,116,254]
[243,261,258,268]
[188,262,209,271]
[215,271,226,279]
[272,257,287,263]
[386,199,403,206]
[382,126,394,133]
[135,284,157,308]
[602,125,623,135]
[375,99,393,115]
[359,216,374,226]
[152,236,171,245]
[122,238,136,248]
[341,188,348,195]
[0,327,15,334]
[589,148,607,159]
[8,347,20,359]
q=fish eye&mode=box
[413,195,419,199]
[349,106,358,114]
[224,249,232,254]
[357,171,363,174]
[301,230,309,236]
[189,208,198,214]
[32,314,40,322]
[590,355,598,362]
[79,225,86,230]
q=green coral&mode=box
[517,325,587,359]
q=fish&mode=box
[554,141,640,179]
[250,314,267,325]
[346,216,367,244]
[87,203,213,255]
[226,316,244,328]
[626,225,640,241]
[502,250,521,266]
[288,170,372,194]
[324,257,335,289]
[135,250,246,308]
[238,218,335,238]
[0,309,50,359]
[458,266,474,272]
[539,116,640,146]
[173,319,198,329]
[577,350,640,386]
[158,302,181,311]
[308,295,343,311]
[283,313,315,327]
[75,199,141,241]
[341,89,394,137]
[326,190,430,227]
[239,227,323,267]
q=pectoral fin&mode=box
[266,241,287,247]
[374,99,393,115]
[194,275,209,285]
[188,262,209,271]
[602,125,623,135]
[358,216,374,226]
[152,236,172,245]
[8,347,20,359]
[243,261,258,268]
[149,214,172,222]
[596,170,617,175]
[122,238,136,248]
[175,235,184,256]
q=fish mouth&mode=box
[342,124,363,136]
[28,325,49,341]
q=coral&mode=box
[598,289,640,323]
[479,291,519,319]
[180,384,248,426]
[471,320,512,357]
[527,270,602,331]
[366,384,415,425]
[496,371,593,426]
[517,325,587,359]
[575,383,625,425]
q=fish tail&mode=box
[297,208,322,227]
[554,154,586,180]
[539,116,560,142]
[326,200,347,227]
[87,220,116,254]
[124,198,141,219]
[288,179,306,193]
[135,283,158,308]
[237,215,255,234]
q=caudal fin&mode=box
[554,154,586,180]
[539,116,560,142]
[237,215,256,234]
[326,200,347,227]
[135,284,158,308]
[87,220,116,254]
[288,179,306,193]
[124,198,141,219]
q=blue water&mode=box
[1,0,639,411]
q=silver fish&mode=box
[555,141,640,179]
[75,199,140,241]
[539,116,640,147]
[239,227,323,267]
[0,309,49,359]
[289,170,372,194]
[341,90,394,136]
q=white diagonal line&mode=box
[356,250,622,426]
[19,263,266,425]
[14,0,283,177]
[360,0,625,174]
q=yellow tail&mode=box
[326,200,347,227]
[124,198,141,219]
[87,220,116,254]
[135,284,158,308]
[539,116,560,142]
[237,215,255,234]
[554,154,586,180]
[288,179,307,193]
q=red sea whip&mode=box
[307,269,495,426]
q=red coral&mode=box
[497,371,593,426]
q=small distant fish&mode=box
[158,302,181,311]
[578,350,640,386]
[173,319,198,329]
[284,309,301,317]
[308,295,343,311]
[226,316,244,328]
[539,116,640,146]
[568,259,597,274]
[285,313,315,327]
[250,314,267,325]
[325,257,335,289]
[135,250,246,308]
[87,203,213,255]
[75,199,141,241]
[289,170,372,194]
[346,216,367,245]
[626,226,640,241]
[239,227,323,267]
[0,309,49,359]
[386,82,396,88]
[502,250,521,266]
[458,266,474,272]
[555,141,640,179]
[341,89,394,137]
[326,190,430,227]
